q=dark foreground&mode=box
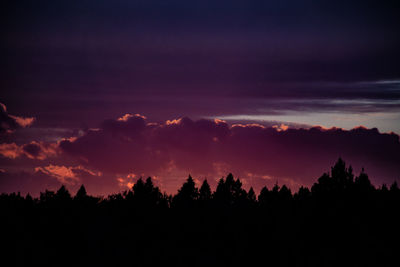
[1,159,399,267]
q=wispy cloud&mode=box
[0,103,35,135]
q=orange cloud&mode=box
[9,115,35,127]
[117,173,136,189]
[165,118,182,125]
[214,118,227,124]
[118,113,146,121]
[34,165,101,185]
[272,124,289,131]
[0,141,59,160]
[232,123,266,129]
[0,143,21,159]
[22,141,58,160]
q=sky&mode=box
[1,0,400,195]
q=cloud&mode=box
[10,115,35,128]
[59,114,400,192]
[0,103,35,135]
[272,124,289,132]
[0,143,22,159]
[117,173,136,189]
[0,141,58,160]
[0,165,104,196]
[34,165,101,185]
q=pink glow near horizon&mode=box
[1,112,399,196]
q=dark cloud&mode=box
[60,114,171,174]
[0,103,18,133]
[22,142,41,158]
[60,115,400,192]
[0,103,35,135]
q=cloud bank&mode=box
[57,114,400,192]
[1,113,399,195]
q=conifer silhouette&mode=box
[199,179,212,201]
[0,158,398,267]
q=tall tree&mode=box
[354,168,374,193]
[56,185,72,202]
[248,187,256,203]
[258,186,270,206]
[199,179,212,201]
[132,177,164,208]
[214,173,246,205]
[173,175,199,208]
[75,185,87,200]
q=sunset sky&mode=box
[1,1,400,195]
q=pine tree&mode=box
[75,185,87,200]
[199,179,212,201]
[173,175,199,208]
[248,187,256,203]
[56,185,71,201]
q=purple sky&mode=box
[1,1,400,195]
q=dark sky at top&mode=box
[2,0,400,129]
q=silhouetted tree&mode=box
[199,179,212,201]
[390,181,399,193]
[56,185,71,201]
[279,185,292,200]
[258,186,270,205]
[331,157,347,185]
[0,158,399,267]
[248,187,256,203]
[214,173,247,206]
[381,184,389,192]
[172,175,199,208]
[75,185,88,200]
[271,183,280,201]
[233,178,247,202]
[333,158,354,191]
[214,177,226,201]
[25,193,33,203]
[39,190,56,206]
[295,186,311,201]
[354,168,374,193]
[132,178,145,198]
[130,177,165,209]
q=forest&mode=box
[1,158,399,267]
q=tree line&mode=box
[1,158,399,267]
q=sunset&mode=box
[1,1,399,266]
